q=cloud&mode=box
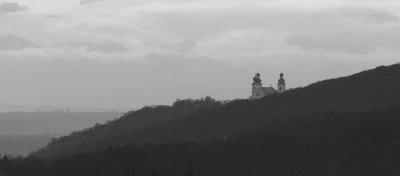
[42,15,63,18]
[144,5,379,40]
[80,0,104,5]
[175,40,197,54]
[342,8,399,24]
[286,29,400,54]
[144,6,308,39]
[87,41,130,54]
[0,34,41,51]
[141,52,247,89]
[0,2,28,15]
[53,41,130,54]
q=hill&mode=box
[1,63,400,176]
[33,64,400,159]
[0,134,56,156]
[4,109,400,175]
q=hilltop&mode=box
[32,64,400,159]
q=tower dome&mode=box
[277,73,286,93]
[253,72,262,84]
[278,73,285,84]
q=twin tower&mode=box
[249,72,286,100]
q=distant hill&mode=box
[0,111,124,135]
[0,102,129,113]
[0,111,123,156]
[33,64,400,159]
[0,134,57,156]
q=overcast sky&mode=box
[0,0,399,109]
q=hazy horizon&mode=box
[1,0,399,110]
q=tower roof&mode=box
[278,72,285,84]
[253,72,262,84]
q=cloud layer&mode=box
[286,29,400,54]
[79,0,104,5]
[0,2,28,15]
[53,41,130,54]
[342,8,400,24]
[175,40,197,54]
[0,34,40,51]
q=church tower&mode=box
[250,73,263,100]
[277,73,286,93]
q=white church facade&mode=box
[249,72,286,100]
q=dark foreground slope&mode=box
[34,64,400,159]
[3,109,400,176]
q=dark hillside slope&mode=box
[6,109,400,176]
[33,98,222,158]
[105,64,400,144]
[34,64,400,158]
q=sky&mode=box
[0,0,399,110]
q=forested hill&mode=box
[33,97,224,158]
[33,64,400,159]
[8,110,400,176]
